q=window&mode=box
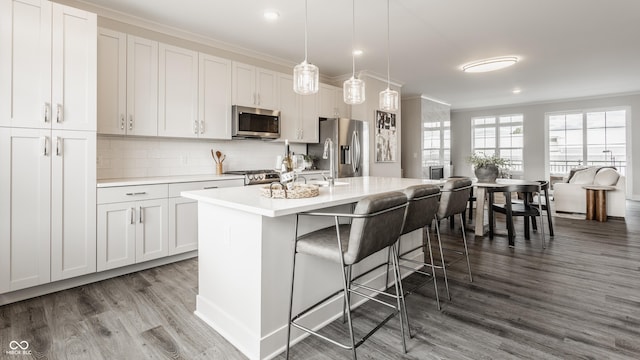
[548,109,626,175]
[472,114,523,173]
[422,120,450,167]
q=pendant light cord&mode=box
[386,0,391,88]
[351,0,356,77]
[304,0,309,62]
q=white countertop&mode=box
[97,174,245,187]
[181,176,444,217]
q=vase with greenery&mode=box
[467,153,510,183]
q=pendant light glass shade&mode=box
[343,0,365,105]
[344,76,365,104]
[293,0,319,95]
[379,0,398,112]
[379,87,399,111]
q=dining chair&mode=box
[489,184,546,248]
[286,191,410,359]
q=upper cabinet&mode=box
[97,28,126,134]
[319,84,350,119]
[0,0,96,131]
[198,54,232,139]
[278,73,319,143]
[232,62,278,110]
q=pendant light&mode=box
[293,0,319,95]
[343,0,365,104]
[379,0,398,112]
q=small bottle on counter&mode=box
[280,139,295,190]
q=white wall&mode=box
[97,136,306,180]
[450,92,640,199]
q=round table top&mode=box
[582,185,616,190]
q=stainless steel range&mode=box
[225,169,280,186]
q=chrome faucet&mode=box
[322,138,335,187]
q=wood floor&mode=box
[1,202,639,359]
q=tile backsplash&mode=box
[97,136,307,180]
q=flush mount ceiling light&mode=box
[352,49,363,56]
[512,88,522,94]
[379,0,398,112]
[293,0,319,95]
[462,56,519,73]
[343,0,365,105]
[263,10,279,21]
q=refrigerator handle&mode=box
[352,130,360,174]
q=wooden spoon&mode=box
[211,149,218,163]
[216,151,222,162]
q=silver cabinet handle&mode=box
[252,93,256,105]
[203,186,218,189]
[55,136,62,156]
[257,93,261,105]
[200,120,204,134]
[130,207,135,224]
[128,115,133,130]
[42,136,49,156]
[139,206,143,223]
[120,115,125,130]
[43,103,50,123]
[125,192,147,196]
[194,120,198,134]
[56,104,62,123]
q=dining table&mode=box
[472,178,543,236]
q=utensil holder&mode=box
[216,163,223,175]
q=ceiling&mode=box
[79,0,640,110]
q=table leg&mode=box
[585,189,596,220]
[474,187,486,236]
[595,189,608,222]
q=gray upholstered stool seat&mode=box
[286,191,410,360]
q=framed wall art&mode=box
[375,110,397,162]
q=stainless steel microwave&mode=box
[232,105,280,139]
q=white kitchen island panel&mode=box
[182,177,437,359]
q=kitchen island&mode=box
[181,176,439,360]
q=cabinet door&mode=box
[158,43,198,138]
[0,0,52,129]
[0,127,51,293]
[256,68,278,110]
[232,62,256,107]
[97,28,126,135]
[97,202,136,271]
[300,91,319,143]
[136,198,168,263]
[168,197,198,255]
[51,130,96,281]
[127,35,158,136]
[199,53,232,139]
[319,84,338,119]
[277,74,299,142]
[51,4,96,131]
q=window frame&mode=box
[471,113,524,174]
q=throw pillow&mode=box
[569,167,599,184]
[594,168,620,186]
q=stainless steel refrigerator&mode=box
[308,118,366,178]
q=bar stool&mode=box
[435,178,474,283]
[285,192,409,360]
[390,184,448,310]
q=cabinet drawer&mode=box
[168,179,244,197]
[97,184,168,204]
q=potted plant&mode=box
[467,152,510,183]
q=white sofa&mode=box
[553,167,626,218]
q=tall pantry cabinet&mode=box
[0,0,97,293]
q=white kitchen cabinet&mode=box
[97,185,169,271]
[0,0,96,131]
[232,62,278,110]
[199,53,232,139]
[319,84,351,120]
[167,179,243,255]
[0,128,96,292]
[278,73,319,143]
[97,28,127,135]
[158,43,198,138]
[51,130,96,281]
[0,128,52,293]
[127,35,159,136]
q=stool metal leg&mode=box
[390,245,408,353]
[335,219,357,360]
[342,265,353,324]
[392,243,412,338]
[424,227,440,310]
[286,215,300,360]
[434,219,451,301]
[459,213,473,282]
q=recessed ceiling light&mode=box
[462,56,519,73]
[352,49,363,56]
[263,10,280,21]
[512,88,522,94]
